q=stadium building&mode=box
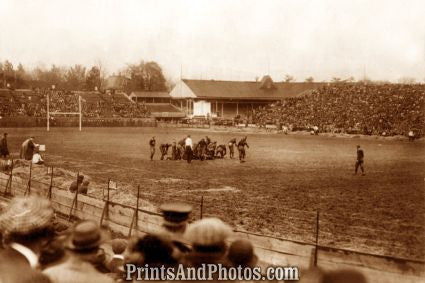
[169,76,325,118]
[128,91,185,119]
[128,91,171,103]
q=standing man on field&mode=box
[0,133,9,159]
[149,136,156,161]
[20,136,36,160]
[185,135,193,163]
[237,136,249,163]
[354,145,365,175]
[228,138,237,159]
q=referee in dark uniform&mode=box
[354,145,365,175]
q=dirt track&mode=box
[3,127,425,260]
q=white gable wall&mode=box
[193,100,211,116]
[169,80,197,98]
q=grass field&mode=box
[3,127,425,261]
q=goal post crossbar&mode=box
[47,93,82,132]
[49,112,81,115]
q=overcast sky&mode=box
[1,0,424,82]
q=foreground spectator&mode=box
[106,238,127,274]
[124,233,178,282]
[184,217,233,267]
[0,195,55,283]
[160,202,192,257]
[43,220,114,283]
[227,239,258,268]
[38,238,67,270]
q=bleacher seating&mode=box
[0,89,150,118]
[253,83,425,137]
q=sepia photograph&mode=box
[0,0,424,282]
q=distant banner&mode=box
[109,180,117,189]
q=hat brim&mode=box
[65,227,110,251]
[163,220,188,228]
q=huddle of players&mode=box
[149,135,250,163]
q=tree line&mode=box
[1,59,419,91]
[0,60,168,92]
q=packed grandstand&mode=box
[0,88,151,119]
[253,83,425,137]
[1,83,424,137]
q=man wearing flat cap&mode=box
[184,217,233,267]
[43,220,114,283]
[159,202,193,257]
[0,195,55,282]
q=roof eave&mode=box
[194,96,288,100]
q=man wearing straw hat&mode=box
[43,220,114,283]
[0,195,56,282]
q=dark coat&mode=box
[0,247,52,283]
[0,136,9,156]
[69,180,87,194]
[20,139,35,160]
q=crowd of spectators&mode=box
[253,83,425,137]
[111,102,150,118]
[0,89,151,119]
[0,89,46,117]
[0,195,367,283]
